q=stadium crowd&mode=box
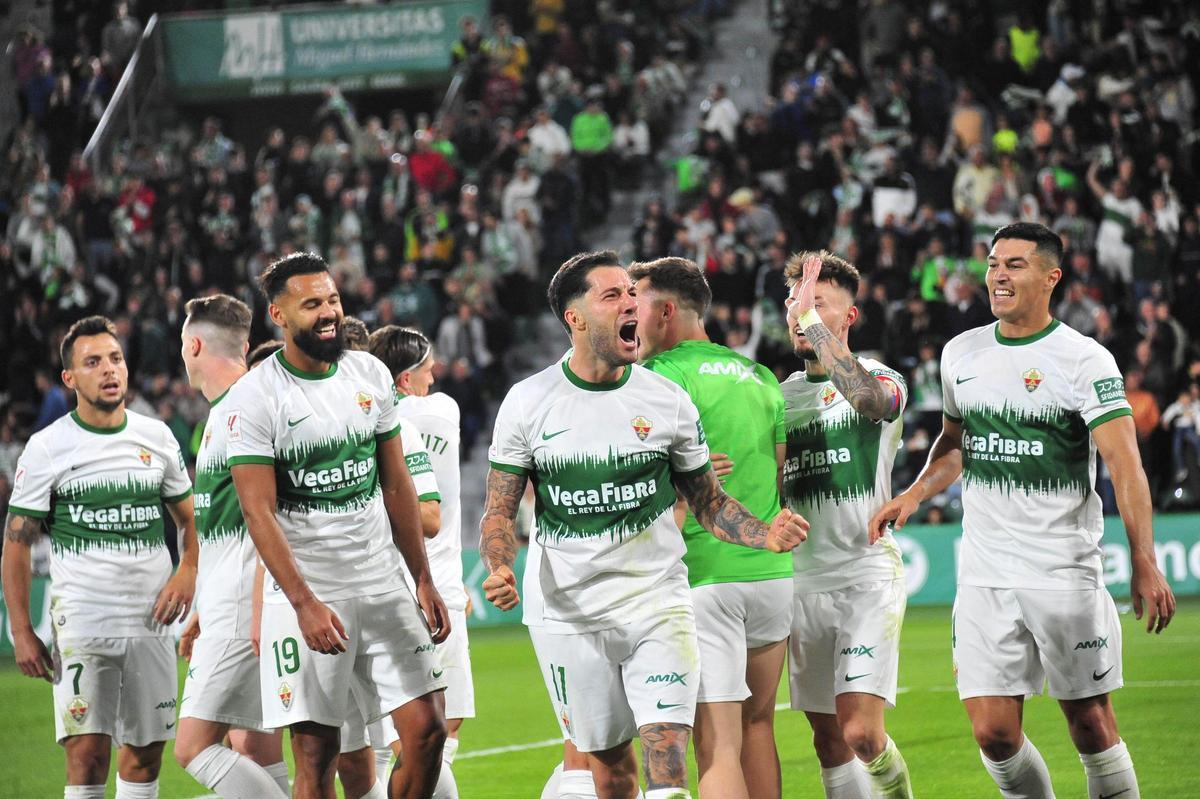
[629,1,1200,513]
[2,0,1200,524]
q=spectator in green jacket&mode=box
[571,94,614,222]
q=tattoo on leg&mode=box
[639,722,690,789]
[480,468,528,571]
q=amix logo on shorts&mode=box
[645,672,688,686]
[1074,637,1109,651]
[841,644,877,659]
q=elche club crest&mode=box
[820,384,837,406]
[68,696,89,723]
[203,427,212,448]
[1022,368,1044,393]
[278,681,293,710]
[137,447,152,466]
[631,416,652,441]
[356,391,373,415]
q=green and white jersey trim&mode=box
[941,320,1132,589]
[224,349,407,603]
[781,357,906,593]
[8,410,192,637]
[490,359,710,632]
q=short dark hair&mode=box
[343,316,370,351]
[184,294,252,336]
[991,222,1064,267]
[784,250,861,296]
[368,325,432,377]
[547,250,622,332]
[628,257,712,316]
[258,252,330,301]
[247,340,282,369]
[61,315,120,368]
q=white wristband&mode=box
[796,308,822,330]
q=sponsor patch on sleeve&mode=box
[1093,377,1125,405]
[226,410,242,442]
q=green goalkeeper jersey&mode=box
[643,339,791,586]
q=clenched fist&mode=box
[766,508,809,552]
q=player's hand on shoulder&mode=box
[868,490,921,544]
[766,508,809,552]
[416,580,452,644]
[178,613,200,660]
[13,629,53,682]
[1131,553,1176,634]
[295,597,350,654]
[153,563,197,625]
[483,565,520,611]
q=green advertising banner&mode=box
[4,515,1199,652]
[160,0,487,101]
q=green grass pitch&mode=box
[2,600,1195,797]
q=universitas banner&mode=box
[160,0,487,101]
[4,514,1199,651]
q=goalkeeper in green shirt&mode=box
[631,257,792,799]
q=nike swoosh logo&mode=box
[541,428,570,441]
[165,722,175,729]
[1099,790,1130,799]
[955,376,977,385]
[1093,666,1115,681]
[432,669,444,679]
[656,700,685,710]
[287,415,311,428]
[845,673,871,682]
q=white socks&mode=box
[184,743,290,798]
[374,746,393,782]
[644,790,689,799]
[862,736,914,799]
[821,758,872,799]
[433,736,460,799]
[115,777,158,799]
[1080,739,1139,799]
[263,761,290,796]
[541,762,564,799]
[64,787,105,799]
[982,736,1056,798]
[559,768,599,799]
[359,780,388,799]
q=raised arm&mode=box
[231,462,348,654]
[790,256,900,421]
[1092,415,1175,633]
[479,467,528,610]
[672,468,808,552]
[869,415,964,542]
[1,513,53,681]
[1086,160,1108,201]
[378,433,449,642]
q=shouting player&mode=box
[872,223,1176,799]
[782,252,915,799]
[631,257,792,799]
[4,315,197,799]
[481,250,808,799]
[225,252,450,799]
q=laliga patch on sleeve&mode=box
[226,410,243,442]
[14,466,25,492]
[1093,377,1125,405]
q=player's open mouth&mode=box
[101,380,120,392]
[618,320,637,346]
[993,288,1014,300]
[315,321,338,340]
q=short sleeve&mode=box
[488,386,532,474]
[670,390,712,478]
[374,357,404,442]
[1074,342,1133,429]
[8,437,55,519]
[225,381,278,467]
[940,347,962,422]
[400,420,441,502]
[160,426,193,503]
[868,362,908,421]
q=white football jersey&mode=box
[398,392,466,610]
[489,360,711,633]
[9,410,192,637]
[941,320,1132,589]
[780,357,906,593]
[224,349,409,603]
